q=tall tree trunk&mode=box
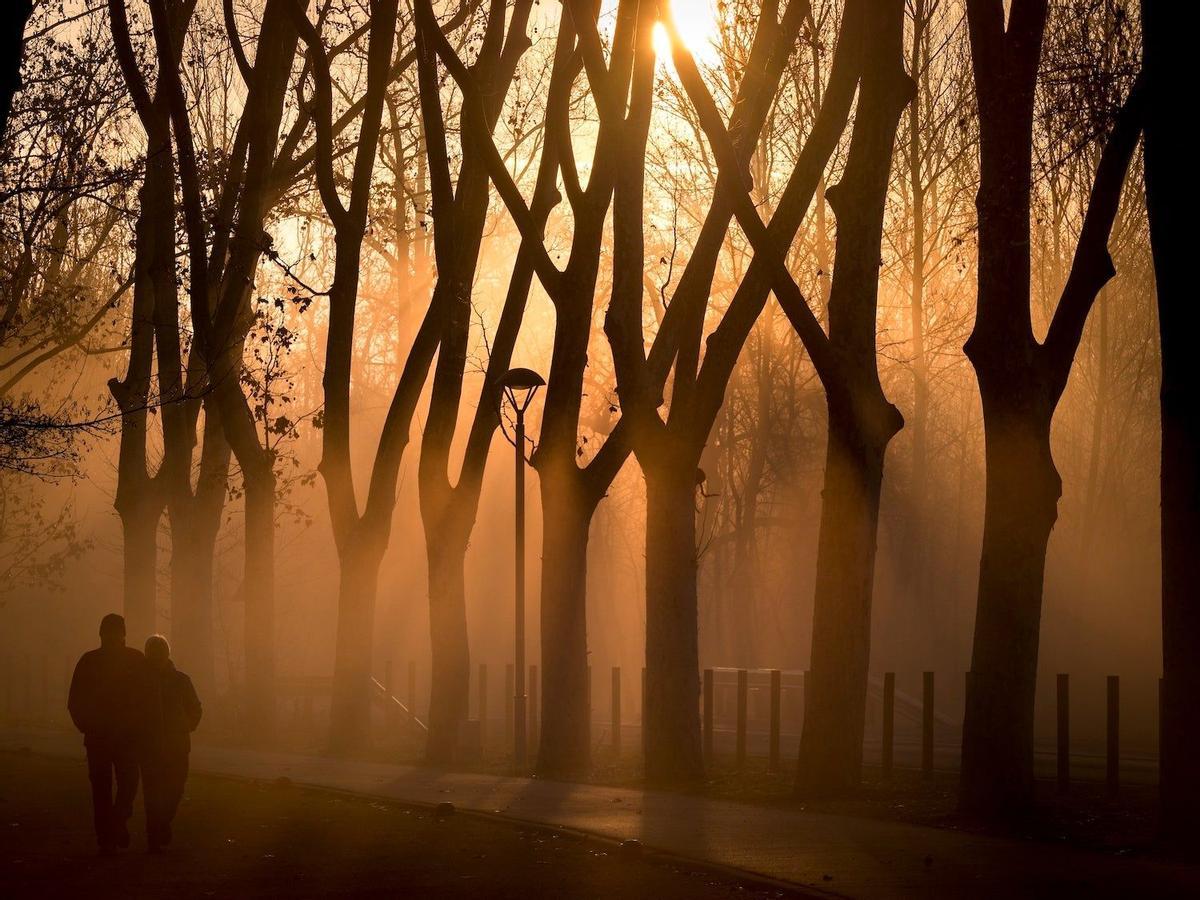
[118,494,160,640]
[643,457,704,785]
[535,475,593,778]
[1142,0,1197,843]
[328,532,386,752]
[797,390,898,794]
[425,529,470,763]
[242,467,276,741]
[169,509,221,693]
[959,396,1060,814]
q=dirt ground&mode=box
[0,751,801,899]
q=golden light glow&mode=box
[654,0,721,62]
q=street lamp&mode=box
[498,367,544,770]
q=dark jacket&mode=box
[149,661,202,757]
[68,645,156,748]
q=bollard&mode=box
[922,671,935,779]
[1056,673,1070,792]
[736,669,748,770]
[1107,675,1119,797]
[504,664,515,750]
[611,667,621,755]
[703,668,714,761]
[478,663,488,751]
[769,669,782,773]
[882,672,895,780]
[529,665,539,752]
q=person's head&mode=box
[144,634,171,668]
[99,613,126,648]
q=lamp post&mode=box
[498,367,544,770]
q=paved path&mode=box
[4,728,1197,899]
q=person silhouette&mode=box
[67,613,155,854]
[142,634,201,853]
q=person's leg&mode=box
[111,746,139,848]
[85,744,114,851]
[158,752,188,845]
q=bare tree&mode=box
[958,0,1143,816]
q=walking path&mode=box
[4,727,1197,899]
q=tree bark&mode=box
[328,532,386,753]
[797,390,899,795]
[959,396,1060,814]
[1141,0,1198,843]
[642,457,704,785]
[535,474,593,778]
[242,467,276,740]
[425,529,470,763]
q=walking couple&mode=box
[67,613,201,854]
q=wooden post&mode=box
[529,664,539,752]
[703,668,714,761]
[611,666,621,755]
[882,672,895,780]
[736,669,748,770]
[478,663,488,751]
[1107,674,1119,797]
[1056,673,1070,792]
[922,671,935,779]
[769,670,782,773]
[505,663,514,750]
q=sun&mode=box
[653,0,721,62]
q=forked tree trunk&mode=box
[328,533,386,753]
[642,458,704,785]
[797,391,899,795]
[425,530,470,763]
[535,477,593,778]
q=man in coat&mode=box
[67,613,155,853]
[142,633,202,852]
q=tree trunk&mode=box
[118,496,159,641]
[643,459,704,786]
[328,533,385,753]
[425,531,470,763]
[169,512,220,695]
[959,404,1060,816]
[1142,0,1198,843]
[796,392,895,796]
[242,469,276,742]
[535,479,593,778]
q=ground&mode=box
[0,751,800,899]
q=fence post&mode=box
[882,672,895,781]
[505,663,514,751]
[1056,673,1070,792]
[769,669,781,773]
[611,667,621,755]
[478,663,488,751]
[1107,674,1119,797]
[922,671,935,779]
[529,664,539,753]
[736,669,748,770]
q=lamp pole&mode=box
[513,399,528,769]
[499,368,543,771]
